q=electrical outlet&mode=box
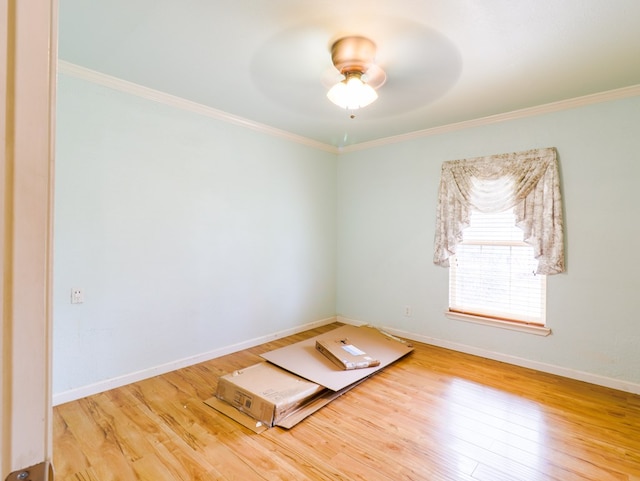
[404,305,412,317]
[71,288,84,304]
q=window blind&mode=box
[449,209,546,325]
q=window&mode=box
[433,147,562,335]
[449,208,546,325]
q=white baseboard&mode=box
[344,319,640,395]
[52,316,338,406]
[335,316,368,326]
[54,315,640,405]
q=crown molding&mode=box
[339,84,640,153]
[57,60,339,154]
[58,61,639,155]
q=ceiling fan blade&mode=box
[321,66,344,89]
[363,64,386,89]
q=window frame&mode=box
[446,209,551,336]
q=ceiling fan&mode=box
[326,36,386,112]
[250,19,461,120]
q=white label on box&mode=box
[341,344,366,356]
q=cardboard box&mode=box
[315,337,380,370]
[206,325,413,431]
[214,362,326,428]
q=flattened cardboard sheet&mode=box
[205,396,269,434]
[274,376,368,429]
[261,325,413,391]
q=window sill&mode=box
[446,311,551,336]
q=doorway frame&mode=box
[1,0,57,477]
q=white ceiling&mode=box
[58,0,640,149]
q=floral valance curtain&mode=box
[433,147,565,275]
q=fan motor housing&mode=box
[330,36,376,74]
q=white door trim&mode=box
[1,0,56,477]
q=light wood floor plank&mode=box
[51,408,91,476]
[53,323,640,480]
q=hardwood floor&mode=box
[53,323,640,480]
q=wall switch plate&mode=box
[71,288,84,304]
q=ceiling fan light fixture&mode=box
[327,72,378,110]
[326,36,384,111]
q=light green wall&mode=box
[53,75,337,394]
[54,72,640,397]
[337,95,640,387]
